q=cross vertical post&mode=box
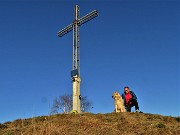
[57,5,98,113]
[73,5,80,73]
[72,5,81,113]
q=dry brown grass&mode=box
[0,113,180,135]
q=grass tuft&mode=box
[175,117,180,122]
[155,122,166,128]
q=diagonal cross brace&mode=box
[57,10,98,37]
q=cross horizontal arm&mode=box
[57,23,73,37]
[57,10,98,37]
[78,10,98,26]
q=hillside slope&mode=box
[0,113,180,135]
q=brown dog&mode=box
[112,91,126,112]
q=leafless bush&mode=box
[51,94,92,114]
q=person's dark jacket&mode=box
[122,91,137,106]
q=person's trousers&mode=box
[126,99,139,112]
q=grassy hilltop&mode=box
[0,112,180,135]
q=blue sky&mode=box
[0,0,179,123]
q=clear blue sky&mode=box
[0,0,179,123]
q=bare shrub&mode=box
[51,94,92,114]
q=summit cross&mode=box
[57,5,98,113]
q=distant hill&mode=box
[0,113,180,135]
